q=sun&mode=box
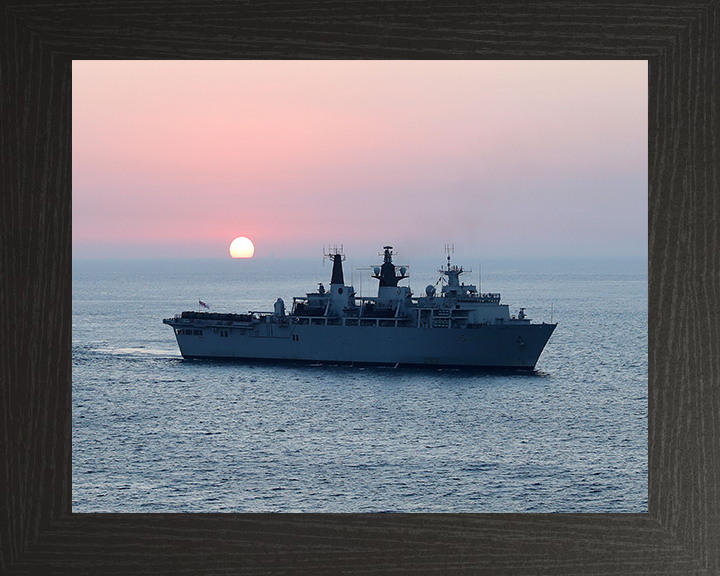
[229,236,255,258]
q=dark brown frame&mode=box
[2,2,718,574]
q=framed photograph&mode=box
[3,3,717,574]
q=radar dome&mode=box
[373,267,381,275]
[400,267,407,275]
[425,285,436,297]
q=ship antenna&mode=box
[323,243,345,263]
[444,243,454,270]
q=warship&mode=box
[163,246,556,369]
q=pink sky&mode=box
[72,61,647,260]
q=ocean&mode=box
[72,256,648,513]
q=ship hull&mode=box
[167,321,556,369]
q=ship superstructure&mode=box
[163,246,556,369]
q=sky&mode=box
[72,60,647,260]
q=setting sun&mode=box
[229,236,255,258]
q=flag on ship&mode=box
[199,300,210,309]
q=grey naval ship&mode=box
[163,246,556,369]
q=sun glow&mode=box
[229,236,255,258]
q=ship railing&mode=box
[168,313,260,326]
[289,315,416,328]
[480,293,501,301]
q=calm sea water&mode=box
[72,256,647,512]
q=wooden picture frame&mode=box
[2,2,717,573]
